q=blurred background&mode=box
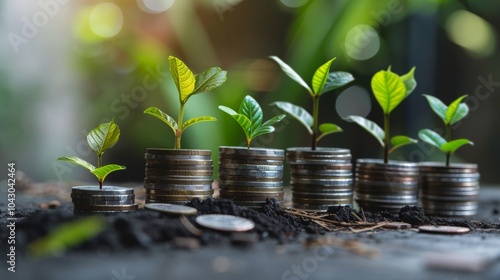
[1,0,499,185]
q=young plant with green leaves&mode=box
[219,95,286,148]
[347,67,418,164]
[144,56,227,149]
[269,56,354,150]
[57,119,126,189]
[418,94,473,166]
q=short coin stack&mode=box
[419,162,480,217]
[355,159,419,213]
[287,148,353,211]
[71,186,138,212]
[218,146,284,208]
[144,149,214,204]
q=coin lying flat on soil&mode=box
[195,214,255,232]
[418,225,471,234]
[144,203,198,215]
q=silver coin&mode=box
[291,178,353,186]
[292,191,353,198]
[146,189,214,196]
[145,194,212,201]
[146,148,211,156]
[70,194,135,201]
[219,180,283,187]
[418,162,478,173]
[219,163,284,171]
[72,199,136,206]
[144,184,213,191]
[195,214,255,232]
[72,186,134,195]
[418,225,470,234]
[219,169,283,178]
[292,203,350,211]
[144,203,198,215]
[219,146,284,156]
[219,175,282,182]
[219,185,283,192]
[73,204,138,212]
[219,189,284,197]
[291,185,352,193]
[145,199,190,204]
[356,158,418,170]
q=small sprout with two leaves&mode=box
[57,119,126,189]
[418,94,473,166]
[347,67,418,163]
[144,56,227,149]
[269,56,354,150]
[219,95,286,148]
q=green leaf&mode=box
[400,67,417,96]
[168,56,195,104]
[418,129,447,149]
[192,67,227,94]
[28,216,107,258]
[321,71,355,95]
[312,58,335,95]
[251,126,275,139]
[219,105,252,142]
[446,95,468,125]
[57,156,96,172]
[239,95,263,135]
[269,56,312,95]
[87,119,120,156]
[347,115,385,147]
[389,135,418,153]
[261,114,286,127]
[90,164,126,183]
[182,116,217,132]
[270,101,313,135]
[441,139,474,154]
[422,94,446,122]
[144,107,178,135]
[317,123,343,142]
[371,70,407,114]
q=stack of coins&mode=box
[355,159,419,213]
[419,162,480,217]
[218,146,284,208]
[287,148,353,211]
[71,186,138,212]
[144,149,214,204]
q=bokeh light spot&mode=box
[344,24,380,60]
[445,10,496,57]
[244,59,280,92]
[336,86,372,120]
[89,3,123,38]
[138,0,175,14]
[280,0,309,8]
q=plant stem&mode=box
[383,113,390,164]
[176,103,185,149]
[99,180,103,190]
[445,124,451,167]
[311,95,320,150]
[97,154,102,168]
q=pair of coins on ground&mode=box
[144,203,254,232]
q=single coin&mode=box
[146,148,211,156]
[72,186,134,195]
[195,214,255,232]
[144,203,198,215]
[418,225,471,234]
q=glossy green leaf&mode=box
[168,56,195,104]
[270,101,313,135]
[182,116,217,132]
[57,156,96,172]
[400,67,417,96]
[193,67,227,95]
[321,71,355,95]
[252,126,275,139]
[446,95,468,125]
[219,105,252,141]
[144,107,178,135]
[239,95,263,134]
[261,114,286,127]
[312,58,335,95]
[418,129,447,149]
[90,164,126,183]
[87,119,120,156]
[269,56,312,95]
[29,216,107,258]
[347,115,385,147]
[422,94,446,122]
[389,135,418,153]
[441,138,474,154]
[371,70,406,114]
[316,123,343,142]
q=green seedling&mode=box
[144,56,227,149]
[219,95,286,148]
[57,119,126,189]
[418,94,473,166]
[347,67,418,163]
[269,56,354,150]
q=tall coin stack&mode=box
[419,162,480,217]
[72,186,138,212]
[355,159,419,213]
[218,146,284,208]
[144,149,214,204]
[287,148,353,211]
